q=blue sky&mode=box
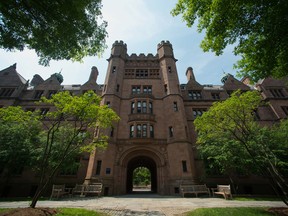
[0,0,240,85]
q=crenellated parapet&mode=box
[157,40,173,50]
[112,40,127,49]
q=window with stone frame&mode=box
[270,89,285,98]
[193,108,206,119]
[131,102,135,114]
[0,88,15,97]
[136,124,142,138]
[150,125,154,138]
[211,92,220,100]
[173,102,178,111]
[132,86,141,94]
[40,108,49,115]
[136,69,148,78]
[34,90,44,99]
[188,90,202,100]
[169,126,174,137]
[131,100,151,114]
[149,101,153,114]
[143,86,152,94]
[130,125,134,138]
[95,160,102,175]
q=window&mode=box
[173,102,178,111]
[164,84,168,94]
[136,124,142,138]
[182,161,188,172]
[193,109,206,118]
[131,102,135,113]
[47,90,57,99]
[142,124,147,137]
[211,93,220,100]
[0,88,15,97]
[106,168,111,175]
[282,106,288,116]
[270,89,284,98]
[112,66,116,73]
[142,101,147,113]
[143,86,152,94]
[150,125,154,138]
[132,86,141,94]
[168,66,172,73]
[116,84,120,92]
[169,126,173,137]
[130,125,134,138]
[188,91,202,100]
[137,101,142,113]
[34,90,44,99]
[96,160,102,175]
[106,101,111,108]
[40,108,49,115]
[136,69,148,78]
[149,102,153,114]
[110,127,114,137]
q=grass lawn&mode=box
[56,208,108,216]
[234,196,281,201]
[0,208,108,216]
[186,207,273,216]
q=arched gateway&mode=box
[117,148,167,195]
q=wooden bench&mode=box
[72,183,102,197]
[50,184,70,199]
[211,185,232,199]
[180,184,211,198]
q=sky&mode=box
[0,0,240,86]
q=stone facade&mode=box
[0,41,288,197]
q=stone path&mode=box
[0,194,286,216]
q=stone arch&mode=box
[117,147,167,194]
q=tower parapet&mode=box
[157,40,174,59]
[111,40,127,59]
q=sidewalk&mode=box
[0,194,286,216]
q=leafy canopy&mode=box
[0,106,41,176]
[171,0,288,82]
[0,0,107,66]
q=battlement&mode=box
[157,40,173,50]
[112,40,127,49]
[127,53,158,60]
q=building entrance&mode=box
[126,156,157,193]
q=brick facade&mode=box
[0,41,287,197]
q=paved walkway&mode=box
[0,194,286,216]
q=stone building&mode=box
[0,41,287,197]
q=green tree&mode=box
[28,90,119,208]
[0,0,107,66]
[194,90,288,205]
[171,0,288,82]
[133,167,151,186]
[0,106,41,191]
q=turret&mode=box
[89,66,99,82]
[186,67,195,81]
[111,40,127,59]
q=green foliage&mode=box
[56,208,108,216]
[0,0,107,66]
[171,0,288,82]
[133,167,151,186]
[194,90,288,204]
[0,107,41,176]
[186,207,273,216]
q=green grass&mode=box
[56,208,108,216]
[0,208,108,216]
[186,207,273,216]
[234,196,281,201]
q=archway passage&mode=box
[126,156,157,194]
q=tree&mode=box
[194,90,288,205]
[171,0,288,82]
[0,0,107,66]
[0,106,41,193]
[133,167,151,187]
[28,90,119,207]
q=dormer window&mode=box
[188,91,202,100]
[34,90,44,99]
[0,88,15,97]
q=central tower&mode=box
[85,41,197,195]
